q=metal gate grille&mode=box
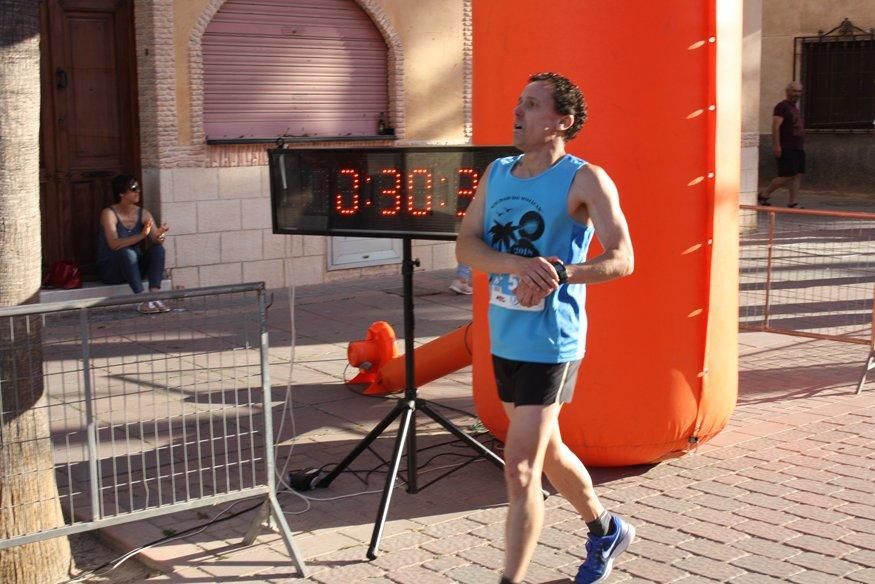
[740,206,875,394]
[794,18,875,131]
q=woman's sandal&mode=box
[757,193,771,206]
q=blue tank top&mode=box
[483,154,594,363]
[97,206,143,263]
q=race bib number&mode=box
[489,275,545,312]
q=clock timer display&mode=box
[269,146,517,240]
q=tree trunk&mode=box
[0,1,73,582]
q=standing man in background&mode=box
[758,81,805,208]
[456,72,635,584]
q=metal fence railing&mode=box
[0,283,307,576]
[740,205,875,394]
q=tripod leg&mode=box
[315,400,406,488]
[407,407,418,493]
[419,402,505,470]
[367,402,415,560]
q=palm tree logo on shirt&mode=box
[489,210,545,257]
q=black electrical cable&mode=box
[425,401,478,418]
[72,433,500,582]
[61,498,265,583]
[417,450,480,469]
[73,394,494,582]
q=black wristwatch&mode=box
[551,260,569,285]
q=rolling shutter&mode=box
[203,0,389,140]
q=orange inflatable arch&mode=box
[466,0,741,466]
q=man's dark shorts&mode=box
[492,355,581,406]
[777,148,805,177]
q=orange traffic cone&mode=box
[347,321,398,384]
[363,323,473,395]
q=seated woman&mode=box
[97,174,171,314]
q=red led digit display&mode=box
[335,169,360,216]
[456,168,479,217]
[270,146,517,240]
[407,169,433,217]
[379,169,402,216]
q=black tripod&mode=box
[315,237,505,559]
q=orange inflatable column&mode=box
[470,0,739,466]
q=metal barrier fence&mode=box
[739,205,875,393]
[0,283,307,575]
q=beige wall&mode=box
[173,0,205,146]
[378,0,467,141]
[740,0,763,206]
[742,0,762,135]
[759,1,875,133]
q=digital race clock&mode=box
[268,146,518,240]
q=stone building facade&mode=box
[133,0,473,290]
[748,1,875,197]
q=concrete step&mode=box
[39,279,173,304]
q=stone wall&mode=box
[759,1,875,133]
[758,133,875,194]
[756,2,874,196]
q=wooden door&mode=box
[40,0,140,277]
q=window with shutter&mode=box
[800,38,874,130]
[795,19,875,131]
[203,0,390,140]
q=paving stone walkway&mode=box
[74,270,874,583]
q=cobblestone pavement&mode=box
[77,270,874,584]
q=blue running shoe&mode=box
[575,514,635,583]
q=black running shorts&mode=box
[776,148,805,177]
[492,355,581,406]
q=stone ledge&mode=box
[39,279,173,303]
